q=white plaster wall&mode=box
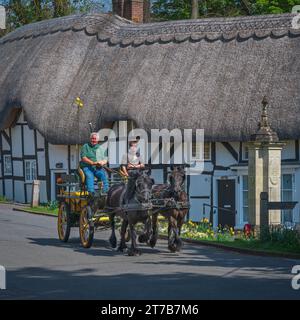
[36,131,45,149]
[189,174,211,222]
[26,184,32,204]
[11,126,22,158]
[1,134,10,151]
[37,151,46,176]
[14,181,25,203]
[23,126,35,155]
[151,169,164,184]
[216,142,238,167]
[39,180,47,204]
[49,144,68,170]
[203,162,214,172]
[189,174,211,196]
[13,160,23,177]
[4,180,13,200]
[282,140,296,160]
[70,145,80,170]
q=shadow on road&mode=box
[27,237,162,256]
[1,264,299,300]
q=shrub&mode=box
[47,200,59,211]
[260,225,300,248]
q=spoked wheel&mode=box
[125,228,131,242]
[57,202,71,242]
[79,206,94,248]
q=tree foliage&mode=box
[0,0,105,36]
[152,0,300,21]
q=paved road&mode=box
[0,204,299,300]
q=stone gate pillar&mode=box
[247,97,285,232]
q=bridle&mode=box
[134,176,153,204]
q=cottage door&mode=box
[217,179,236,228]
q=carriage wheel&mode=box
[57,202,71,242]
[125,228,131,242]
[79,206,94,248]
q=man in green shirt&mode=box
[80,132,109,193]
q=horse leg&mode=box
[117,218,128,252]
[127,221,141,256]
[138,213,151,243]
[149,213,158,248]
[168,215,178,253]
[109,213,117,248]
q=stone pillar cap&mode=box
[250,97,279,143]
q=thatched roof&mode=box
[0,13,299,144]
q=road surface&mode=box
[0,204,299,299]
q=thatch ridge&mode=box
[1,13,299,46]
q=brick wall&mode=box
[112,0,150,23]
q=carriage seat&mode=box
[77,166,86,185]
[77,166,104,192]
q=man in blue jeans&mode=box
[80,132,109,194]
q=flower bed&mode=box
[158,218,300,255]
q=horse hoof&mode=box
[138,234,148,243]
[128,249,142,256]
[168,244,177,253]
[117,245,127,252]
[149,238,157,248]
[176,239,183,252]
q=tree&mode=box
[152,0,300,21]
[0,0,105,37]
[191,0,199,19]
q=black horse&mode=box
[149,166,189,252]
[106,169,154,256]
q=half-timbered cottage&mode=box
[0,7,300,228]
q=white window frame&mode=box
[242,175,248,224]
[3,155,12,175]
[281,173,295,225]
[243,144,249,160]
[192,142,211,161]
[24,159,37,183]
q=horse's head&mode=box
[135,169,154,203]
[169,166,185,193]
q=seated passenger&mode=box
[120,139,145,201]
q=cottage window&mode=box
[242,175,249,222]
[25,160,37,182]
[192,142,211,160]
[281,174,294,224]
[3,155,12,175]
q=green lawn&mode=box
[23,206,58,216]
[183,237,300,256]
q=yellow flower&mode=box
[74,96,84,108]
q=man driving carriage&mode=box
[80,132,109,194]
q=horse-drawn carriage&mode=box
[56,166,190,255]
[56,167,126,248]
